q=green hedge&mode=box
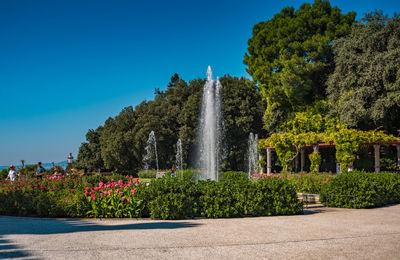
[320,171,400,208]
[137,176,303,219]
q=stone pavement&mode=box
[1,205,400,259]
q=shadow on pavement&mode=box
[0,216,201,235]
[0,236,33,259]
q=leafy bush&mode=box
[283,172,333,194]
[138,170,157,178]
[137,177,200,219]
[198,177,302,218]
[137,169,172,178]
[176,168,199,181]
[320,171,400,208]
[198,179,248,218]
[220,171,249,182]
[23,164,38,178]
[0,169,7,180]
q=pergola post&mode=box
[374,144,380,173]
[258,154,264,174]
[266,148,272,175]
[313,144,320,173]
[300,148,305,172]
[348,152,354,172]
[397,145,400,168]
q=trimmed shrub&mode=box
[220,171,249,182]
[137,177,200,219]
[198,179,249,218]
[198,177,303,218]
[320,171,400,208]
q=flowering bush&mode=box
[84,177,144,218]
[283,172,334,194]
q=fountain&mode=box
[197,66,224,180]
[142,131,159,171]
[176,139,183,173]
[247,132,258,178]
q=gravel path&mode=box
[1,205,400,259]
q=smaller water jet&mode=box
[176,139,183,173]
[143,131,159,171]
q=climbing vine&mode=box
[260,128,397,172]
[309,151,321,173]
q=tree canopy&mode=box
[244,0,355,132]
[75,74,264,172]
[327,11,400,133]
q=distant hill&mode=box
[0,160,69,171]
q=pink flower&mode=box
[91,193,96,201]
[127,197,131,202]
[71,189,75,192]
[132,188,137,195]
[121,197,125,202]
[51,189,55,191]
[84,191,89,197]
[85,187,90,192]
[108,189,113,195]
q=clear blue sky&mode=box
[0,0,398,165]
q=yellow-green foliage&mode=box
[260,128,398,172]
[309,152,321,173]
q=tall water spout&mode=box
[176,139,183,172]
[143,131,159,171]
[197,66,224,180]
[248,132,258,178]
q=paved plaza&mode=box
[1,205,400,259]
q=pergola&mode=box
[264,140,400,174]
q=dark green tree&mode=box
[327,11,400,133]
[220,75,265,171]
[76,74,265,172]
[244,0,355,132]
[75,126,104,171]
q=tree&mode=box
[220,75,265,171]
[327,11,400,133]
[244,0,355,132]
[75,74,266,173]
[75,126,104,171]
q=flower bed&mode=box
[0,173,303,219]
